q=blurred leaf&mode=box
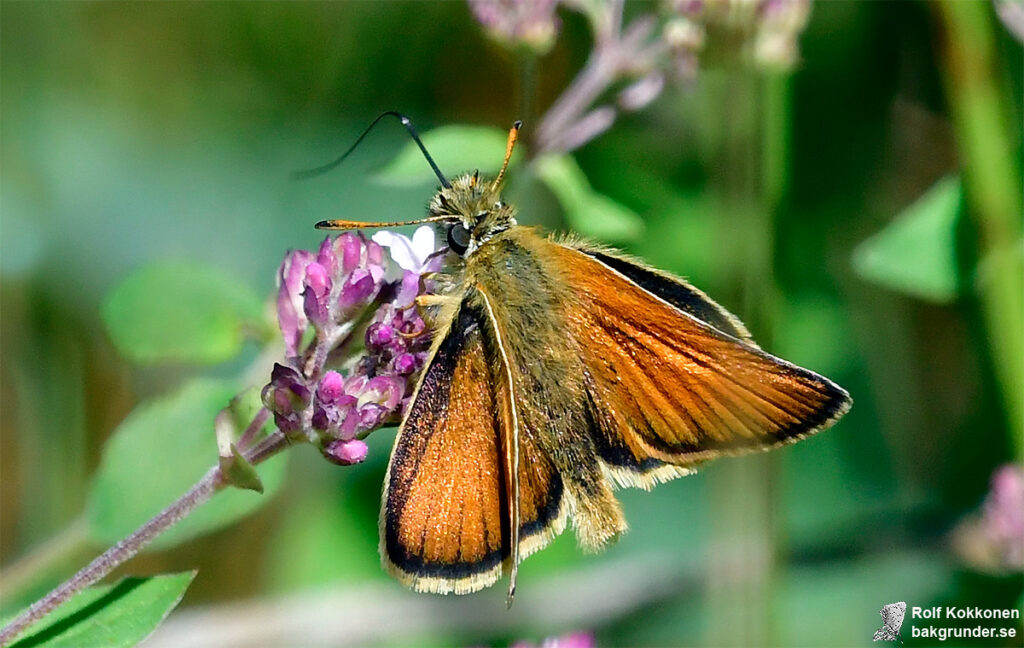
[264,483,384,593]
[774,295,857,375]
[9,572,194,648]
[535,155,645,243]
[375,125,519,186]
[102,262,265,365]
[776,551,950,645]
[229,386,277,444]
[852,175,961,303]
[86,379,286,549]
[640,188,716,283]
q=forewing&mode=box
[555,243,851,486]
[381,305,506,594]
[381,299,566,594]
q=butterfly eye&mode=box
[447,223,471,255]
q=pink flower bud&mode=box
[322,439,368,466]
[276,249,314,357]
[338,233,362,275]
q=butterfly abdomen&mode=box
[466,227,629,551]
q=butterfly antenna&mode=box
[315,214,454,231]
[490,120,521,193]
[293,111,452,189]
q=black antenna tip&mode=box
[513,120,523,129]
[292,111,451,188]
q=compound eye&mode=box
[447,223,471,255]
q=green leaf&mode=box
[9,572,195,648]
[374,125,519,186]
[219,443,265,494]
[852,175,962,303]
[264,485,384,592]
[86,379,286,550]
[535,155,645,243]
[102,261,265,365]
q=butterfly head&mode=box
[314,120,523,259]
[428,171,518,257]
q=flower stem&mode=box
[0,517,89,609]
[236,407,271,453]
[934,1,1024,460]
[0,467,222,647]
[0,425,292,647]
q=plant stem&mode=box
[534,0,659,155]
[236,407,271,453]
[933,2,1024,460]
[0,467,222,647]
[0,518,89,609]
[705,67,787,647]
[0,422,290,648]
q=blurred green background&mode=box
[1,2,1021,646]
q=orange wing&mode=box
[555,244,852,488]
[381,301,563,594]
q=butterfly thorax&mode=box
[429,173,517,256]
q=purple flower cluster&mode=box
[664,0,812,78]
[468,0,562,54]
[312,370,402,465]
[953,464,1024,573]
[361,272,432,383]
[262,228,440,466]
[276,234,387,358]
[977,465,1024,569]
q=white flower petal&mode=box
[372,230,418,271]
[410,226,436,263]
[370,230,399,248]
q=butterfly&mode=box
[315,117,852,603]
[872,601,907,643]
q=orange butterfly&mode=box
[317,119,851,603]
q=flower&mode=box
[372,226,443,275]
[261,363,312,436]
[468,0,562,54]
[753,0,812,69]
[511,632,595,648]
[311,371,405,442]
[323,439,369,466]
[952,464,1024,573]
[263,229,439,465]
[276,250,315,357]
[275,233,388,360]
[663,0,813,80]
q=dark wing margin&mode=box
[555,244,852,489]
[584,249,753,342]
[381,296,567,594]
[381,302,508,594]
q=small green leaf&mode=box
[86,379,286,549]
[374,125,519,186]
[102,261,265,365]
[10,572,195,648]
[535,154,645,243]
[853,175,962,303]
[219,444,265,494]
